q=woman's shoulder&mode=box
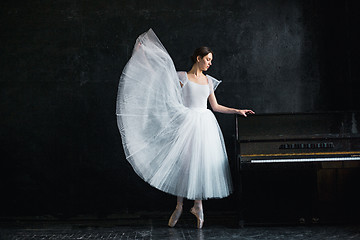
[205,74,220,83]
[177,71,188,84]
[205,74,222,91]
[177,71,187,76]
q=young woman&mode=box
[116,29,254,229]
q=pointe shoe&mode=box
[190,207,204,229]
[168,206,183,227]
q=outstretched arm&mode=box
[208,92,255,117]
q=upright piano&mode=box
[234,111,360,225]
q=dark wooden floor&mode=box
[1,211,360,240]
[2,224,360,240]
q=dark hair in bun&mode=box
[190,46,213,63]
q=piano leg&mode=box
[311,168,320,224]
[237,169,245,228]
[234,154,245,228]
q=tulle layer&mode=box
[150,108,233,199]
[116,29,233,199]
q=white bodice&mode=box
[182,79,210,109]
[177,71,221,109]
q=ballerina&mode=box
[116,29,254,229]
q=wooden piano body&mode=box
[234,111,360,225]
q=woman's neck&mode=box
[188,65,203,78]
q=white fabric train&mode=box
[116,29,233,200]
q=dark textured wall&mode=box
[1,0,359,218]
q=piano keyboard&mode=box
[251,156,360,163]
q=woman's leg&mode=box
[168,196,183,227]
[190,200,204,229]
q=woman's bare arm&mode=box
[208,92,255,117]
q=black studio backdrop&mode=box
[0,0,359,218]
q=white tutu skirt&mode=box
[116,29,233,200]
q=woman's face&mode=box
[197,53,213,71]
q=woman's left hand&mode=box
[237,109,255,117]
